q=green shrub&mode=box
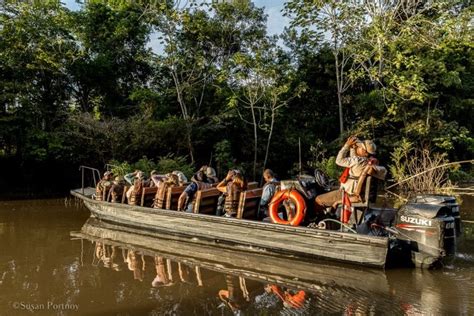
[108,155,194,179]
[156,154,194,179]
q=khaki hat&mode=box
[205,167,217,178]
[356,140,376,155]
[172,171,188,184]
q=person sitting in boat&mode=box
[125,170,146,205]
[217,170,247,217]
[153,172,180,209]
[315,136,387,214]
[177,170,212,212]
[149,170,163,188]
[95,171,113,201]
[258,169,279,220]
[110,175,126,203]
[204,166,219,184]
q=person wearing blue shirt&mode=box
[259,169,278,220]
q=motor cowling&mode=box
[410,195,461,237]
[395,201,456,268]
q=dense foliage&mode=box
[0,0,472,196]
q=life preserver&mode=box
[269,190,306,226]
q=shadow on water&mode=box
[0,198,473,315]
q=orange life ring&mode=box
[269,190,306,226]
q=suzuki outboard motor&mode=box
[395,201,456,268]
[410,195,461,237]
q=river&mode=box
[0,196,473,315]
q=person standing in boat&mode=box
[217,170,247,217]
[95,171,114,201]
[315,136,387,213]
[177,169,212,212]
[258,169,279,220]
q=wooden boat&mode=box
[71,187,389,268]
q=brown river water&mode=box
[0,196,473,315]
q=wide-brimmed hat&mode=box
[356,140,376,155]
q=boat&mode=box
[71,185,460,269]
[71,187,389,268]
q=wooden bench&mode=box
[165,186,187,210]
[247,182,258,190]
[193,187,221,215]
[140,187,158,207]
[237,188,263,219]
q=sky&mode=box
[63,0,289,53]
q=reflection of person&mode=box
[126,250,145,282]
[218,275,249,313]
[152,256,173,287]
[265,284,307,309]
[315,136,387,212]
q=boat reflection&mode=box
[71,217,472,315]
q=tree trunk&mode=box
[335,54,344,135]
[251,103,258,181]
[262,109,275,178]
[185,120,195,165]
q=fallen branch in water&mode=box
[386,159,474,190]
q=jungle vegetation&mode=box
[0,0,472,196]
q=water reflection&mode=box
[0,199,473,315]
[72,216,474,315]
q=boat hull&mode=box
[71,188,389,268]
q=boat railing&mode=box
[79,165,101,195]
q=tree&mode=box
[152,1,268,164]
[69,1,153,117]
[228,36,305,180]
[285,0,363,135]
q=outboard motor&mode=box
[410,195,461,237]
[395,201,456,268]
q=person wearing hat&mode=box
[315,136,386,213]
[205,166,219,184]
